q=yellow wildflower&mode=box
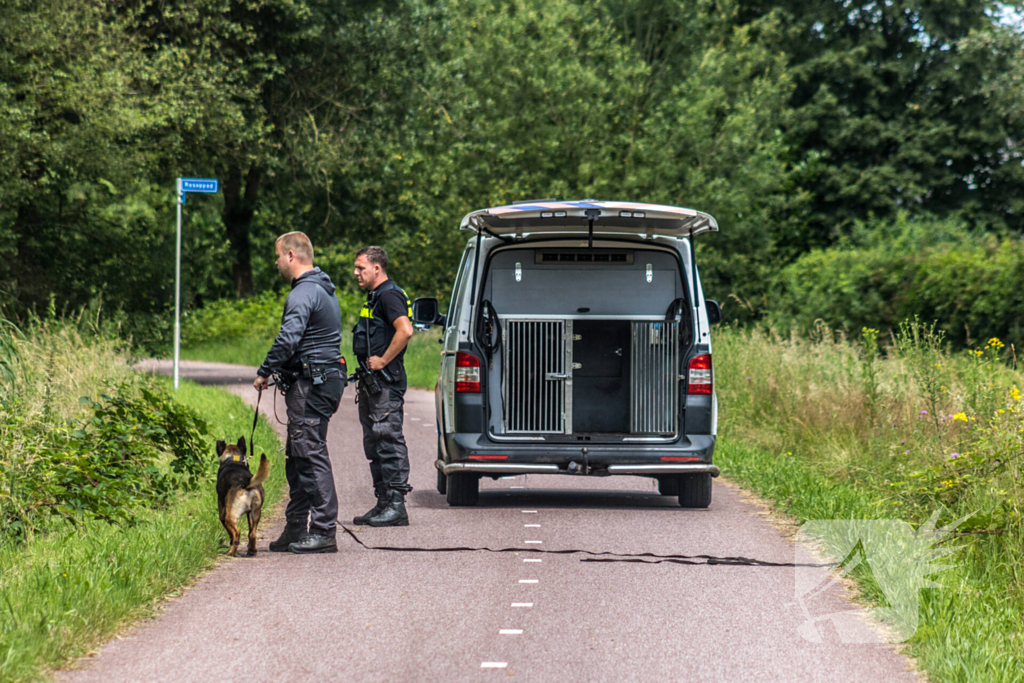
[987,337,1005,350]
[952,412,968,422]
[1012,386,1021,402]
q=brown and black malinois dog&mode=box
[216,436,270,557]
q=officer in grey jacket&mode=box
[253,232,346,554]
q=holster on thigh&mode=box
[364,387,393,424]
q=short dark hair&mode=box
[356,245,388,273]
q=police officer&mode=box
[253,232,346,554]
[351,245,413,527]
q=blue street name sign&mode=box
[177,177,219,204]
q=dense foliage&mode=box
[2,0,1022,344]
[0,319,209,543]
[770,215,1024,348]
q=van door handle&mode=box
[545,372,571,381]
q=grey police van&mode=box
[411,200,722,508]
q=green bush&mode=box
[0,321,208,542]
[769,221,1024,349]
[181,288,365,348]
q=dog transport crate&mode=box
[500,317,680,436]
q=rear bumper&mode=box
[440,433,718,477]
[438,461,720,477]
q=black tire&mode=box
[436,437,447,494]
[678,473,712,508]
[446,472,480,506]
[657,475,680,496]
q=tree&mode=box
[733,0,1024,250]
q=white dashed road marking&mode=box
[481,662,507,669]
[519,580,539,584]
[523,559,541,563]
[524,540,542,544]
[524,524,541,528]
[499,630,523,635]
[511,603,533,608]
[522,510,537,513]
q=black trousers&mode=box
[358,383,412,494]
[284,373,344,535]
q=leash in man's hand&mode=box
[248,386,263,464]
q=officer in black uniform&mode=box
[254,231,346,554]
[351,245,413,526]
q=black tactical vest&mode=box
[352,281,411,360]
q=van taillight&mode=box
[687,354,712,395]
[456,352,481,393]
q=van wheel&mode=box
[678,473,712,508]
[657,475,680,496]
[446,472,480,506]
[436,438,447,495]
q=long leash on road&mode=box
[336,524,833,568]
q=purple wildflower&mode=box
[949,453,960,459]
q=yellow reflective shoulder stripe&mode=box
[399,288,412,317]
[362,286,409,319]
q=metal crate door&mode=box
[502,319,571,434]
[630,321,680,435]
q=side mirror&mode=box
[412,297,445,326]
[705,300,722,325]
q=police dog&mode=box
[216,437,270,557]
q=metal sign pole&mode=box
[174,178,182,389]
[171,177,218,389]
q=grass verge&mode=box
[0,379,284,683]
[717,438,1024,682]
[715,324,1024,683]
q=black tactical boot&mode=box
[366,490,409,527]
[289,533,338,554]
[353,485,388,525]
[269,520,308,552]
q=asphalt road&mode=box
[61,361,921,682]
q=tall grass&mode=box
[0,379,284,683]
[0,318,286,681]
[715,323,1024,682]
[0,321,153,538]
